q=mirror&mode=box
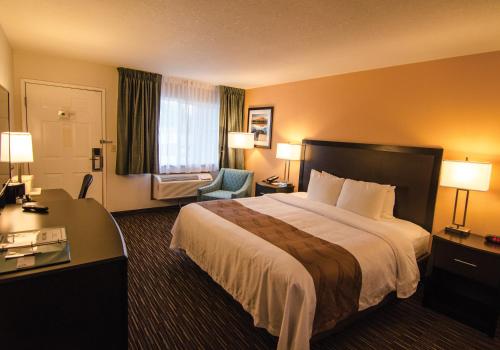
[0,84,11,186]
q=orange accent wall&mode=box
[244,51,500,235]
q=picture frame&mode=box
[248,106,273,149]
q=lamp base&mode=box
[3,182,25,205]
[445,225,471,236]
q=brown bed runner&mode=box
[198,199,362,334]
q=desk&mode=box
[0,189,128,349]
[31,187,73,202]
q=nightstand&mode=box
[255,181,294,196]
[423,231,500,337]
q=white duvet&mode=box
[170,193,423,350]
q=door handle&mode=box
[91,148,103,172]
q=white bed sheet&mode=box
[171,193,421,350]
[291,192,431,258]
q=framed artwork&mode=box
[248,106,274,148]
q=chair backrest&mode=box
[78,174,93,199]
[221,168,251,192]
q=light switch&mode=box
[111,144,117,153]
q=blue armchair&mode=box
[198,168,254,201]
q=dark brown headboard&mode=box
[298,140,443,232]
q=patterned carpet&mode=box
[113,208,499,350]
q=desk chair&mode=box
[79,174,93,199]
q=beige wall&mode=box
[12,50,166,212]
[245,51,500,236]
[0,25,13,120]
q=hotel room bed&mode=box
[170,140,443,350]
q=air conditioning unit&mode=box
[158,173,212,182]
[152,173,213,200]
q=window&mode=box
[158,77,220,173]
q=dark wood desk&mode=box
[0,189,128,349]
[31,187,73,202]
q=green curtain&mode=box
[116,67,162,175]
[219,86,246,169]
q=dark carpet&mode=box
[113,208,499,350]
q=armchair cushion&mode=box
[198,171,223,196]
[200,190,234,201]
[230,172,254,198]
[221,169,251,192]
[197,168,254,201]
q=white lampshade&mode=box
[440,160,492,192]
[276,143,302,161]
[0,132,34,163]
[228,132,254,149]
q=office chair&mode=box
[78,174,93,199]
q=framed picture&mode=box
[248,106,274,148]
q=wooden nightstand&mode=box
[255,181,294,196]
[423,231,500,337]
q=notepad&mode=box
[0,227,67,250]
[0,227,70,274]
[16,256,35,269]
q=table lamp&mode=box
[227,132,254,170]
[0,132,34,202]
[276,143,302,183]
[228,132,254,150]
[440,158,492,235]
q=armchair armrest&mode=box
[198,171,223,196]
[231,172,254,199]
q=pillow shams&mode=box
[307,170,396,220]
[381,186,396,219]
[336,179,388,220]
[306,170,344,205]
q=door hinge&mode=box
[24,96,27,107]
[100,139,113,144]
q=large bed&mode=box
[170,140,443,350]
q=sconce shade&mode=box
[276,143,302,161]
[0,132,34,163]
[440,160,492,192]
[228,132,254,149]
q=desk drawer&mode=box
[256,189,271,196]
[258,186,277,194]
[433,239,499,288]
[255,184,293,196]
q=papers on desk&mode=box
[16,256,35,269]
[0,227,67,250]
[0,227,70,274]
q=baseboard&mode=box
[111,205,179,217]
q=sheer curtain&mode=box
[158,77,220,173]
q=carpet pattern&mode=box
[114,208,499,350]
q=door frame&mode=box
[21,79,108,207]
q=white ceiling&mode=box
[1,0,500,88]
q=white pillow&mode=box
[381,186,396,219]
[336,179,388,220]
[307,169,345,205]
[322,171,338,179]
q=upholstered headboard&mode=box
[298,140,443,232]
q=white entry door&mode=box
[24,82,105,203]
